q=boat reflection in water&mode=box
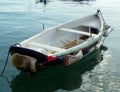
[10,45,107,92]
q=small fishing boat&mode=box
[9,10,112,74]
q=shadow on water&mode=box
[10,45,107,92]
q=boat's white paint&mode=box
[20,10,111,57]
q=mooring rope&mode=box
[0,50,10,76]
[0,48,12,84]
[0,43,21,76]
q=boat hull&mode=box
[9,10,112,74]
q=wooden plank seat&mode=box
[29,42,66,52]
[61,39,77,49]
[59,28,97,37]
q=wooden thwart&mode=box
[59,28,97,37]
[62,39,77,49]
[62,35,89,49]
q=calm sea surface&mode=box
[0,0,120,92]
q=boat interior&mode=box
[24,26,99,55]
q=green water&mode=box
[0,0,120,92]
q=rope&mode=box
[1,75,11,84]
[0,43,21,84]
[14,43,21,47]
[0,43,21,76]
[0,50,10,76]
[0,49,13,84]
[102,37,106,45]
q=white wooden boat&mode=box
[9,10,112,74]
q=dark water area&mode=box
[0,0,120,92]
